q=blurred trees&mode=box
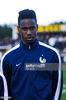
[50,21,66,25]
[0,25,12,39]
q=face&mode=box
[18,19,38,44]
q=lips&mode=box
[27,38,33,40]
[26,36,35,44]
[26,37,33,41]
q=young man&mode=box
[1,9,63,100]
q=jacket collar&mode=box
[20,39,38,50]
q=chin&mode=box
[26,40,34,44]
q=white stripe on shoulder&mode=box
[0,44,20,73]
[39,41,58,53]
[39,41,62,100]
[39,41,61,63]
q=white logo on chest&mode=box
[39,54,46,63]
[16,63,21,66]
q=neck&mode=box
[22,39,35,45]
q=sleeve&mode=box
[0,76,4,100]
[52,50,63,100]
[1,55,12,100]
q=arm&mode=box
[0,75,4,100]
[52,50,63,100]
[0,72,8,100]
[1,55,12,100]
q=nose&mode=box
[27,29,32,35]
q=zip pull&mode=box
[29,45,31,50]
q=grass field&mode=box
[61,65,66,100]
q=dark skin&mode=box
[18,19,38,44]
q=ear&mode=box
[17,26,20,33]
[36,24,38,31]
[37,24,38,28]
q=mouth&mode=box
[26,36,34,41]
[26,37,33,41]
[26,36,35,44]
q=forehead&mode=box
[19,19,36,26]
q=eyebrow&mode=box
[21,26,36,30]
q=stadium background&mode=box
[0,23,66,100]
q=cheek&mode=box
[34,31,37,36]
[21,32,27,39]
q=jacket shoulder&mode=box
[38,41,61,61]
[1,44,20,62]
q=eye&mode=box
[21,27,28,31]
[21,26,36,31]
[29,26,36,30]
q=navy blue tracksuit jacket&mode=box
[1,39,63,100]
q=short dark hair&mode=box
[18,9,37,25]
